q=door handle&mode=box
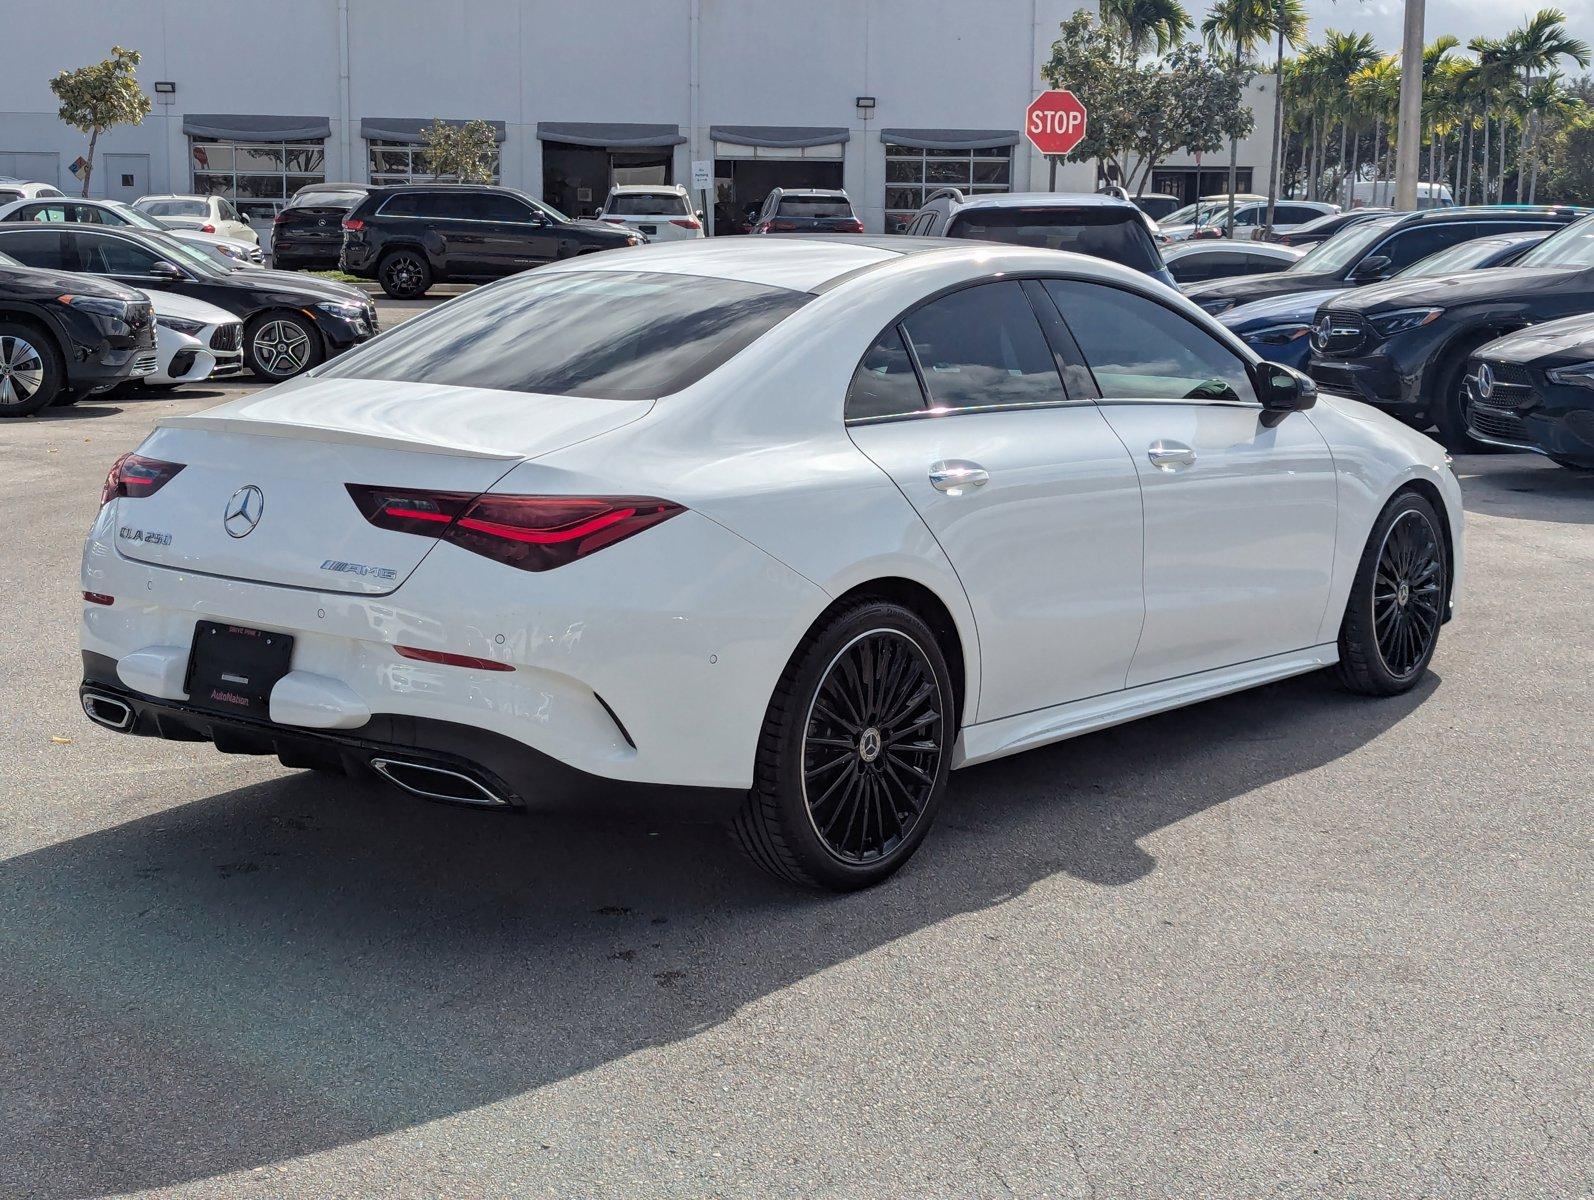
[1147,440,1197,470]
[928,460,989,494]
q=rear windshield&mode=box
[287,189,365,211]
[1292,216,1401,273]
[316,270,810,399]
[607,192,689,216]
[1517,214,1594,268]
[137,198,207,217]
[779,196,853,217]
[946,206,1162,273]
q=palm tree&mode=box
[1465,38,1511,204]
[1351,57,1401,204]
[1524,74,1583,200]
[1101,0,1193,59]
[1317,30,1379,205]
[1202,0,1272,229]
[1262,0,1309,227]
[1422,36,1460,191]
[1507,9,1591,198]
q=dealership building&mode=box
[1,0,1277,233]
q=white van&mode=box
[1351,180,1454,209]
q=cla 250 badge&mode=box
[118,527,172,546]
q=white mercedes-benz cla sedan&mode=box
[79,237,1462,890]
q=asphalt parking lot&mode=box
[1,295,1590,1198]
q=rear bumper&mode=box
[79,653,741,814]
[79,502,826,792]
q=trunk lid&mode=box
[115,377,652,593]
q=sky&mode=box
[1297,0,1594,56]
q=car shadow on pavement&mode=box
[1453,455,1594,525]
[0,669,1434,1198]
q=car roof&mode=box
[946,191,1139,212]
[610,183,687,194]
[1164,240,1297,256]
[775,188,849,198]
[294,182,367,192]
[532,233,978,292]
[1397,204,1585,224]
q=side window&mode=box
[846,326,926,420]
[79,234,163,275]
[1377,223,1485,272]
[219,199,241,221]
[67,204,106,224]
[1232,207,1260,226]
[28,204,68,223]
[466,193,533,222]
[1278,205,1318,225]
[0,229,72,270]
[898,281,1065,412]
[379,192,425,218]
[1044,279,1258,405]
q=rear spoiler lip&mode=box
[154,413,528,461]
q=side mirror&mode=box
[1258,362,1317,426]
[149,260,185,280]
[1350,254,1391,281]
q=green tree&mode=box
[49,46,152,198]
[1042,11,1252,193]
[1539,110,1594,202]
[419,118,499,183]
[1100,0,1192,58]
[1202,0,1272,228]
[1261,0,1309,226]
[1505,10,1590,199]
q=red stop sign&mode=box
[1026,90,1089,156]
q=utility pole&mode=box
[1394,0,1425,210]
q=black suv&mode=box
[1464,315,1594,470]
[272,182,368,271]
[1185,206,1585,316]
[0,250,155,416]
[340,184,642,298]
[1308,211,1594,448]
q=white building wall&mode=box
[0,0,1277,227]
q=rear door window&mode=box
[463,193,535,222]
[946,206,1162,274]
[0,229,73,270]
[846,327,926,420]
[897,282,1065,412]
[1044,279,1258,405]
[76,233,166,275]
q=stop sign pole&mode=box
[1027,90,1089,192]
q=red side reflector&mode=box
[394,645,514,671]
[345,484,684,572]
[102,453,185,505]
[670,217,701,229]
[200,223,216,233]
[83,591,114,606]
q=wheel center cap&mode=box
[858,727,882,763]
[1397,581,1410,607]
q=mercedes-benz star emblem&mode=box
[1312,314,1333,351]
[1476,362,1495,398]
[223,484,265,538]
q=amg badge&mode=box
[321,559,398,581]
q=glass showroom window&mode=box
[190,138,326,201]
[368,141,501,186]
[884,144,1011,231]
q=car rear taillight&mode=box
[199,222,216,233]
[670,217,702,230]
[273,210,288,225]
[766,219,799,232]
[345,484,684,572]
[101,453,185,505]
[342,217,364,233]
[1194,227,1222,240]
[837,218,864,233]
[601,216,628,224]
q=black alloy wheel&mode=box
[378,250,431,299]
[800,629,944,866]
[734,599,955,890]
[1336,490,1447,695]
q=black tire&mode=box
[378,249,432,299]
[244,311,324,380]
[731,599,956,891]
[50,389,84,406]
[1429,338,1496,453]
[0,319,64,417]
[1335,490,1448,696]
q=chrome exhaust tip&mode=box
[369,757,509,807]
[81,691,135,732]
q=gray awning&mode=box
[536,122,685,148]
[709,125,850,149]
[880,128,1021,151]
[182,113,331,142]
[360,117,507,144]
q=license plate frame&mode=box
[185,621,295,720]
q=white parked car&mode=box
[1213,200,1341,241]
[143,291,245,388]
[0,197,264,266]
[597,184,704,240]
[0,178,65,204]
[133,194,260,247]
[78,239,1462,891]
